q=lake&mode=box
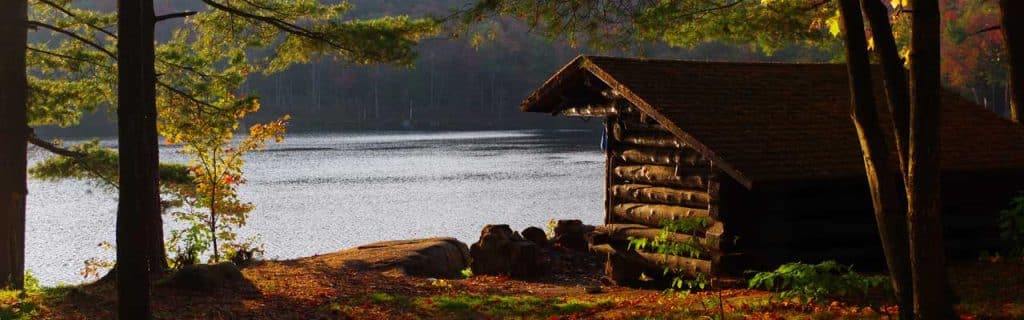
[25,130,606,285]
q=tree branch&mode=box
[971,25,1001,36]
[155,11,198,23]
[26,46,114,69]
[27,21,116,59]
[156,80,228,115]
[26,133,86,158]
[26,130,120,189]
[200,0,354,55]
[34,0,117,38]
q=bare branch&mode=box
[972,25,1001,36]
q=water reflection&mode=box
[26,129,605,285]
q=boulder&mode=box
[521,226,548,247]
[553,220,595,251]
[162,262,246,291]
[470,224,545,277]
[348,237,471,278]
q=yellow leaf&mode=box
[827,16,841,37]
[639,272,653,282]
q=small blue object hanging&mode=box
[601,124,608,152]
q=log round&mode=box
[614,165,706,189]
[612,203,710,226]
[612,184,710,207]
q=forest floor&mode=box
[8,249,1024,319]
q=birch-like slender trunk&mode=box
[838,1,914,318]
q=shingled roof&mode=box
[522,55,1024,189]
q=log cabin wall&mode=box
[594,105,725,277]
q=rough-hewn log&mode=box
[616,117,667,132]
[707,166,721,218]
[614,165,707,189]
[614,147,705,166]
[612,203,710,226]
[590,244,713,275]
[613,123,685,148]
[594,224,719,249]
[611,184,709,207]
[637,251,712,275]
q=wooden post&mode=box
[605,117,616,225]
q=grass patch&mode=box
[417,294,613,317]
[365,292,412,309]
[554,298,611,314]
[370,292,397,303]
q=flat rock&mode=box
[162,262,246,291]
[340,237,471,278]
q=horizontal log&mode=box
[613,123,685,148]
[612,183,710,207]
[560,104,617,117]
[638,251,713,275]
[612,203,711,226]
[590,243,713,276]
[594,223,719,249]
[613,147,705,166]
[614,165,707,189]
[616,117,667,132]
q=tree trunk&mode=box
[837,1,914,319]
[0,0,28,291]
[861,0,911,173]
[908,0,954,318]
[1000,0,1024,123]
[117,0,158,318]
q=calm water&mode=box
[26,130,605,285]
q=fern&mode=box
[747,261,890,305]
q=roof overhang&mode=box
[520,56,756,189]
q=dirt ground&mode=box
[21,246,1024,319]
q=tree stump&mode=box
[553,220,594,251]
[521,226,548,247]
[470,224,545,277]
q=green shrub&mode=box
[224,237,265,267]
[0,272,42,320]
[747,260,890,305]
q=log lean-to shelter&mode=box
[521,55,1024,283]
